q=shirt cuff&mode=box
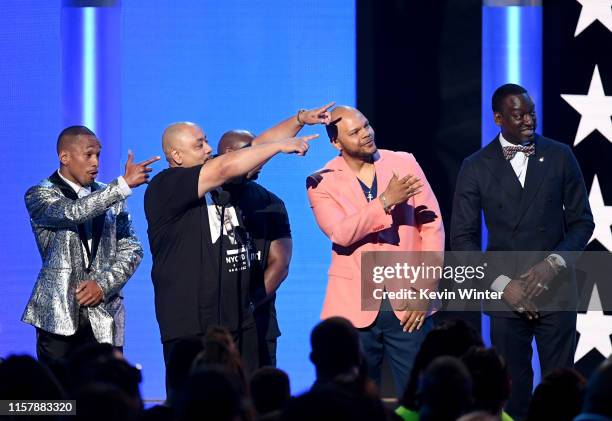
[490,275,512,293]
[117,176,133,197]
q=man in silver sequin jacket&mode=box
[22,126,159,367]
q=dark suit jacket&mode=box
[450,135,594,315]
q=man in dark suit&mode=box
[451,84,594,420]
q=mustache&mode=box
[361,136,374,145]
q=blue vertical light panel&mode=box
[82,8,97,128]
[482,5,542,154]
[61,0,122,182]
[482,1,542,384]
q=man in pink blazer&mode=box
[306,106,445,395]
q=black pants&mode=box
[36,316,122,381]
[36,317,95,367]
[253,300,280,368]
[490,311,576,421]
[257,335,278,368]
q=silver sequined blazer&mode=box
[22,172,143,346]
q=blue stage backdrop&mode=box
[121,1,356,399]
[0,1,355,401]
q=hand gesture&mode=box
[278,134,319,156]
[123,151,161,188]
[521,259,556,299]
[383,173,423,207]
[400,310,427,333]
[76,280,104,307]
[299,102,335,125]
[502,279,539,320]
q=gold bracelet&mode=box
[296,109,306,126]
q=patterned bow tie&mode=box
[502,143,535,160]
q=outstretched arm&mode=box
[198,135,317,197]
[26,151,159,228]
[26,181,128,228]
[252,102,334,145]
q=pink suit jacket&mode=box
[306,149,445,328]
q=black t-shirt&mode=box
[144,165,253,342]
[224,181,291,340]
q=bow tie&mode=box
[502,143,535,160]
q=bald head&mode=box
[161,122,212,168]
[162,122,199,157]
[325,105,376,160]
[218,129,262,181]
[331,105,360,119]
[325,106,363,141]
[217,130,256,155]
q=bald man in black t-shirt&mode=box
[144,105,331,388]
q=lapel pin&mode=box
[539,157,544,162]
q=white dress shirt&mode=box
[499,132,530,187]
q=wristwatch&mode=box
[296,109,306,126]
[545,254,565,275]
[380,193,391,214]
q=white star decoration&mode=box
[574,0,612,37]
[588,175,612,251]
[561,65,612,146]
[575,284,612,361]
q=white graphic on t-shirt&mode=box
[206,191,240,244]
[206,190,252,273]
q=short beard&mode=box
[343,147,376,162]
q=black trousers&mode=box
[253,300,280,368]
[490,311,576,421]
[36,316,122,380]
[257,334,278,368]
[36,317,95,367]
